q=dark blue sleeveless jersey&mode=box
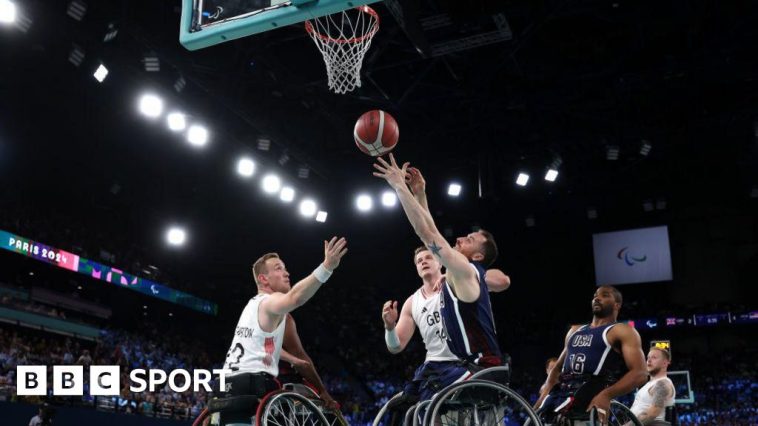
[561,323,625,383]
[440,262,502,364]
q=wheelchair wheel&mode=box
[258,392,330,426]
[589,400,642,426]
[372,392,405,426]
[411,400,430,426]
[422,379,542,426]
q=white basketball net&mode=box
[305,6,379,94]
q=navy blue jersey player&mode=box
[536,286,647,424]
[374,155,505,374]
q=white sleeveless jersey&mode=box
[631,377,676,421]
[223,294,286,377]
[411,288,458,362]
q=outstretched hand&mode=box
[406,166,426,195]
[373,153,410,190]
[323,237,348,271]
[381,300,399,330]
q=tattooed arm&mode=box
[635,380,673,424]
[374,154,479,302]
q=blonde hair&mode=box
[252,253,279,286]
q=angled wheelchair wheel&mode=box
[411,400,431,426]
[372,392,407,426]
[258,391,330,426]
[422,379,542,426]
[589,400,642,426]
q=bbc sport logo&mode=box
[16,365,230,396]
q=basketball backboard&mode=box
[180,0,381,50]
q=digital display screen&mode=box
[730,311,758,324]
[632,317,660,330]
[665,316,692,327]
[693,313,730,326]
[592,226,673,286]
[1,230,217,315]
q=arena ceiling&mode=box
[1,0,757,303]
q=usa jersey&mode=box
[223,294,286,377]
[440,262,502,364]
[410,288,458,362]
[561,323,625,383]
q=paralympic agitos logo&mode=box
[617,247,647,266]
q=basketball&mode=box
[354,110,399,157]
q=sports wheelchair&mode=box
[192,373,345,426]
[530,399,642,426]
[373,364,542,426]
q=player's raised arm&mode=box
[261,237,347,323]
[382,296,416,354]
[374,154,478,302]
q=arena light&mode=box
[280,186,295,203]
[186,125,208,147]
[257,138,271,151]
[236,158,255,177]
[262,174,281,194]
[66,0,86,21]
[174,76,186,93]
[356,194,373,212]
[103,22,118,42]
[138,94,163,118]
[143,52,160,72]
[640,140,652,156]
[165,227,186,246]
[167,112,187,132]
[606,145,620,161]
[299,199,317,217]
[447,183,462,197]
[0,0,16,24]
[516,173,529,187]
[315,211,328,223]
[544,169,558,182]
[68,44,85,67]
[381,191,397,207]
[93,64,108,83]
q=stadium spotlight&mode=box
[299,199,317,217]
[236,157,255,177]
[261,174,281,194]
[66,0,86,21]
[167,112,187,132]
[68,44,85,67]
[280,186,295,203]
[356,194,373,212]
[447,183,462,197]
[138,94,163,118]
[640,140,652,156]
[0,0,17,24]
[606,145,620,160]
[381,191,397,207]
[516,173,529,187]
[93,64,108,83]
[544,169,558,182]
[186,125,208,147]
[166,227,186,246]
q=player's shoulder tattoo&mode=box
[651,379,670,407]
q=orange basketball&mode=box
[354,110,399,156]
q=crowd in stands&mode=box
[1,209,756,425]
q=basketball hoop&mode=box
[305,6,379,94]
